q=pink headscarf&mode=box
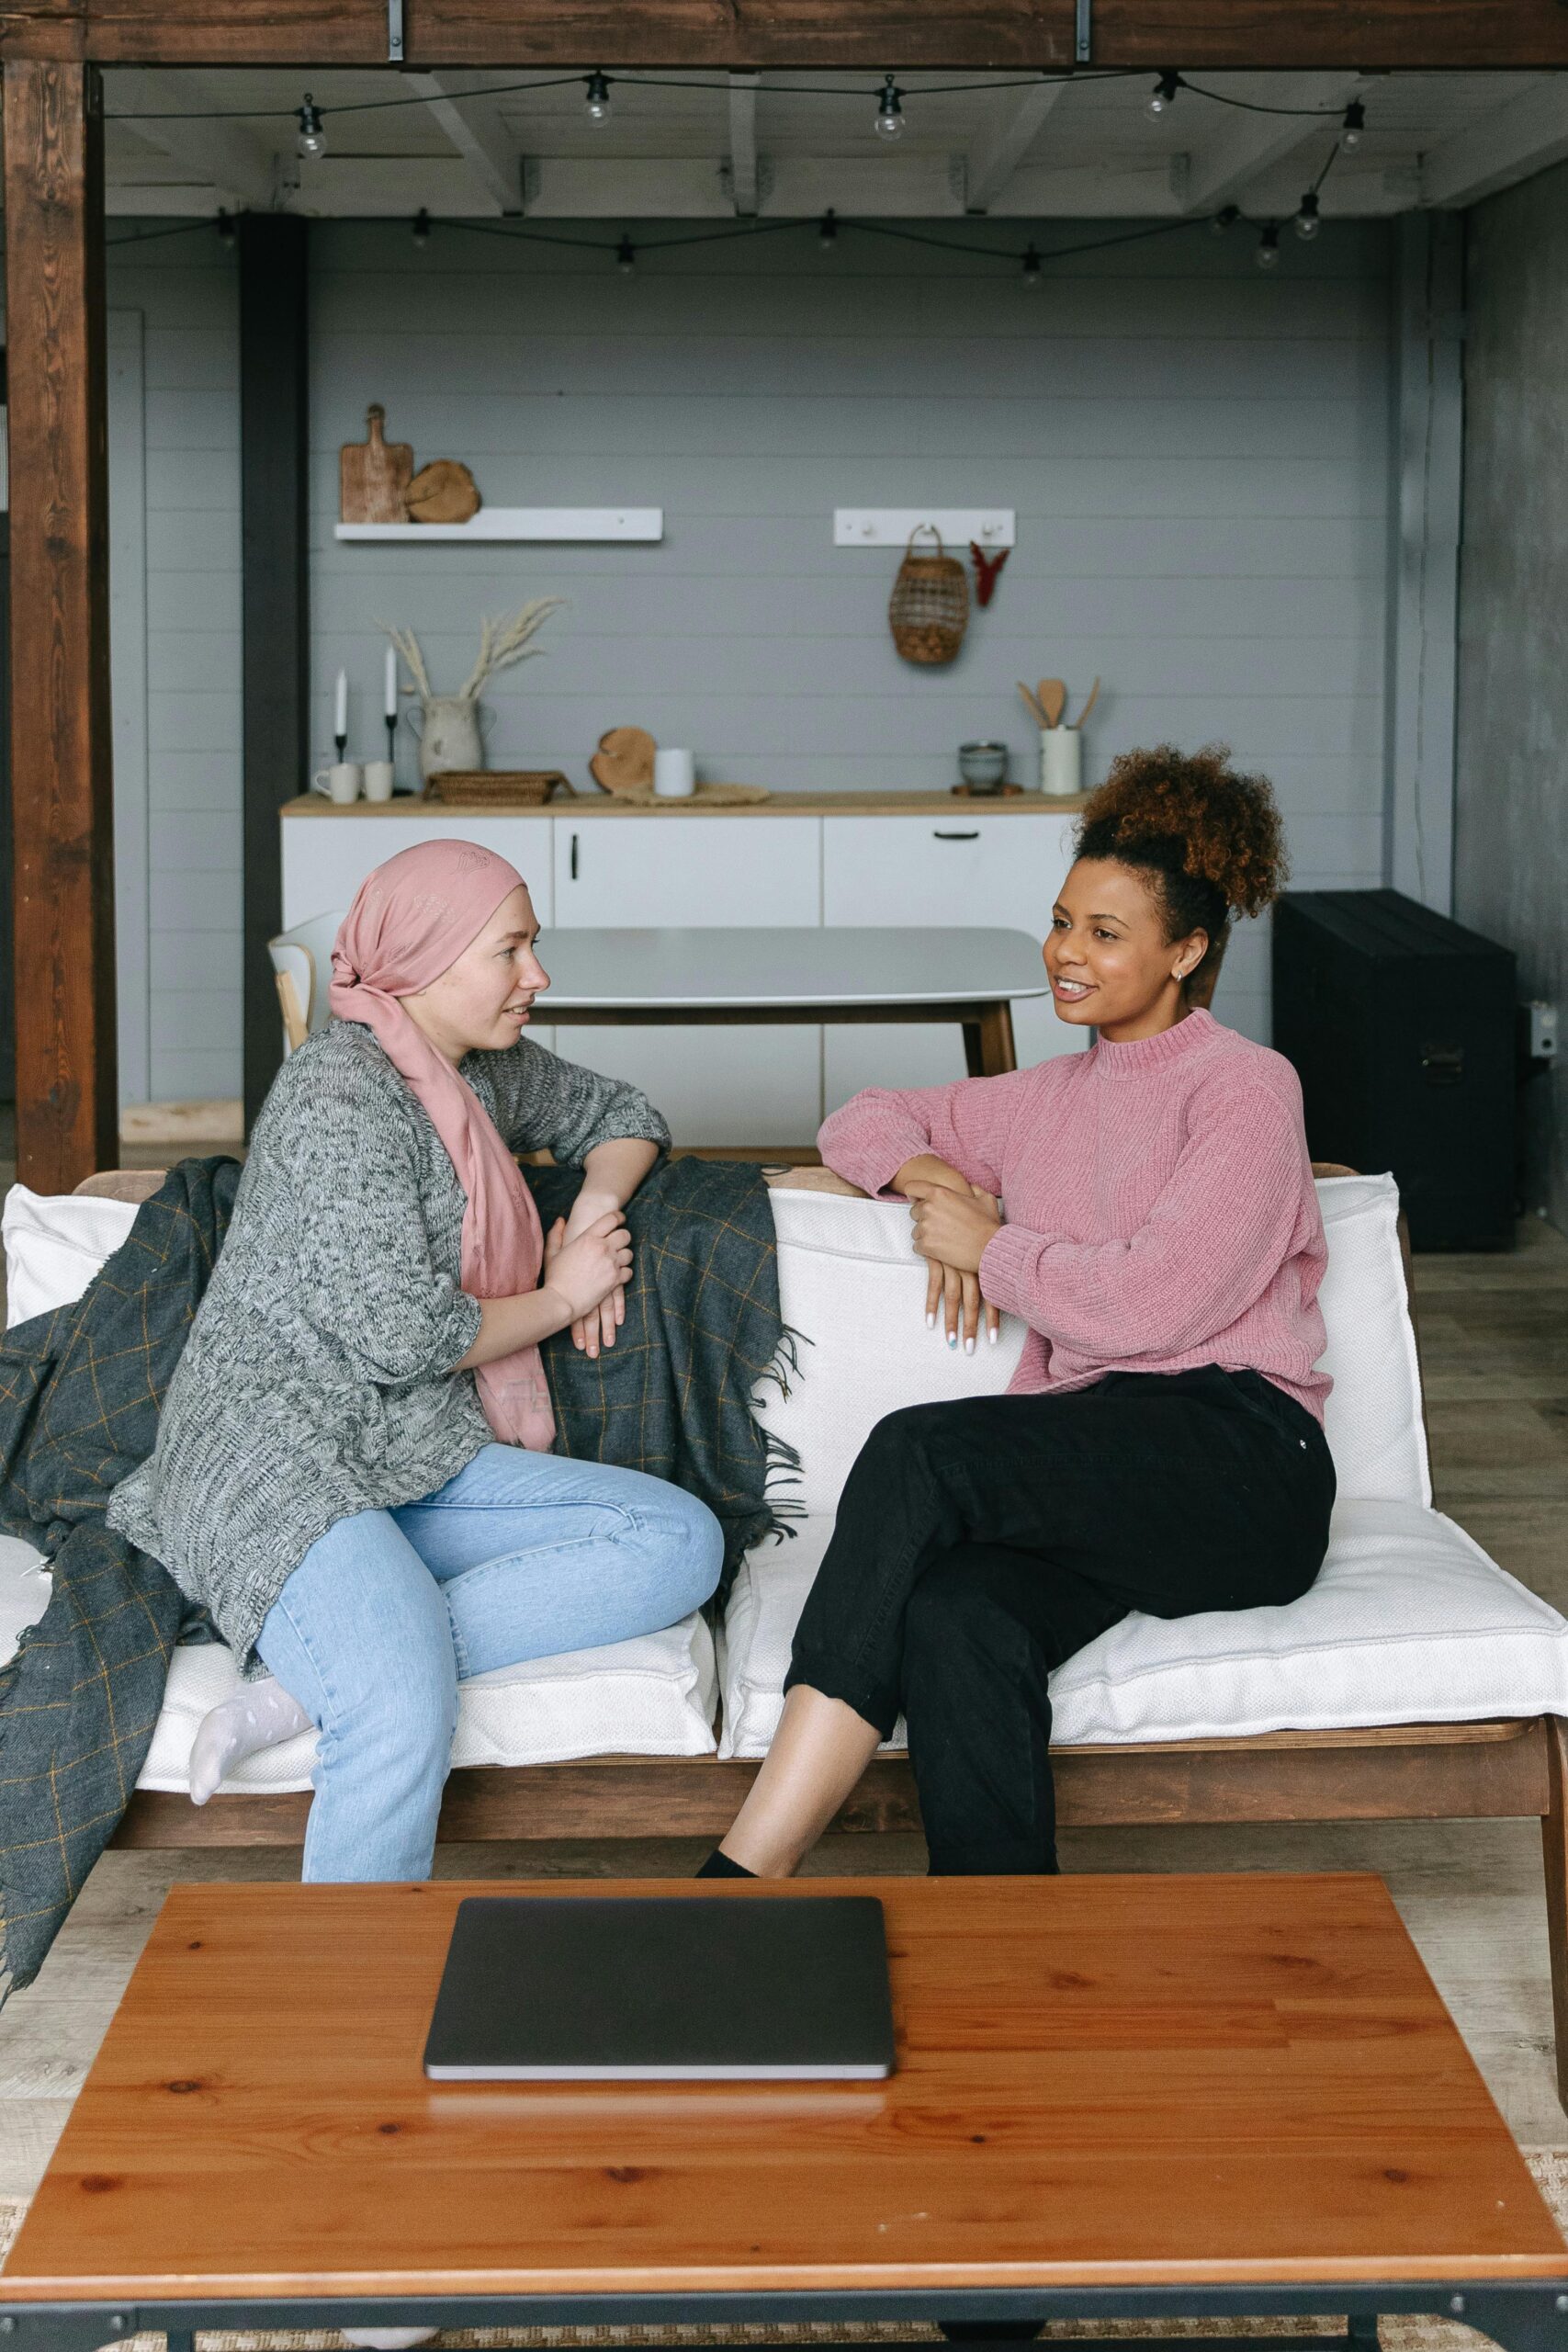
[329,839,556,1453]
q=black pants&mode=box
[784,1366,1336,1875]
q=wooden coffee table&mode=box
[3,1875,1565,2352]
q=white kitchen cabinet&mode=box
[281,814,558,1048]
[820,811,1082,1110]
[553,817,821,928]
[551,815,823,1144]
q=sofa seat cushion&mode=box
[717,1498,1568,1758]
[0,1534,717,1790]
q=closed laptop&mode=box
[423,1894,897,2081]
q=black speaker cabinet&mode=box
[1271,888,1516,1251]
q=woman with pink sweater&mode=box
[701,745,1335,1882]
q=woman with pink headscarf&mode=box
[107,841,723,1883]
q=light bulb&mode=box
[1146,71,1181,118]
[216,208,237,248]
[1294,190,1321,241]
[1021,245,1043,287]
[874,74,906,140]
[1209,204,1240,237]
[1256,223,1281,271]
[296,95,326,160]
[1341,99,1366,153]
[615,235,636,276]
[818,209,838,250]
[584,71,613,124]
[412,208,432,249]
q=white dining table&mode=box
[539,925,1048,1077]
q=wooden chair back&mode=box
[267,910,346,1056]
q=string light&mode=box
[1341,98,1366,151]
[1293,189,1321,241]
[818,208,838,250]
[583,71,613,124]
[1147,71,1182,117]
[295,94,326,159]
[615,234,637,275]
[1021,244,1043,287]
[1209,204,1240,236]
[874,74,906,141]
[412,207,432,248]
[1256,221,1281,271]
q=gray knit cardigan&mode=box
[107,1022,671,1671]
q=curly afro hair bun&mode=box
[1073,743,1289,990]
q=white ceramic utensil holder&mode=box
[1041,728,1082,798]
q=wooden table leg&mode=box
[975,999,1017,1076]
[962,1018,986,1078]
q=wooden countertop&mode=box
[281,790,1089,820]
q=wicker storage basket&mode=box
[888,526,969,666]
[422,769,569,807]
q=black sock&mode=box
[696,1849,756,1879]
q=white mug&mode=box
[363,760,395,803]
[311,761,362,805]
[653,746,696,799]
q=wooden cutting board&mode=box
[340,404,413,524]
[589,725,657,794]
[407,458,480,525]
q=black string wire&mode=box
[104,64,1354,128]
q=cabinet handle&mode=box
[570,832,580,880]
[933,829,979,842]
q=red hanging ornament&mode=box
[970,542,1010,609]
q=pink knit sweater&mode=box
[817,1008,1330,1422]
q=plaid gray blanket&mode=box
[0,1159,241,1998]
[0,1151,793,1996]
[526,1156,799,1602]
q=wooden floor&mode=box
[0,1125,1564,2199]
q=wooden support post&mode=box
[239,214,310,1133]
[3,61,118,1190]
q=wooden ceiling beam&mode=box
[964,75,1066,213]
[402,70,521,213]
[6,2,1568,73]
[1421,75,1568,207]
[727,69,758,214]
[1180,71,1360,213]
[108,63,276,206]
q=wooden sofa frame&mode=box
[83,1163,1568,2111]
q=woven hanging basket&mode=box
[888,525,970,666]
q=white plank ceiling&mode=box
[101,66,1568,221]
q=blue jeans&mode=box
[255,1442,724,1883]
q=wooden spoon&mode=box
[1017,680,1047,728]
[1037,678,1067,729]
[1077,675,1102,728]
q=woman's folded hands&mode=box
[542,1200,634,1360]
[892,1154,1002,1353]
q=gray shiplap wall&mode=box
[108,215,1393,1097]
[106,231,243,1105]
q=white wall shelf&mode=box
[334,507,664,543]
[833,508,1015,548]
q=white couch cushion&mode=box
[720,1498,1568,1758]
[0,1534,717,1787]
[3,1185,138,1328]
[755,1172,1429,1512]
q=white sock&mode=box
[188,1676,313,1805]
